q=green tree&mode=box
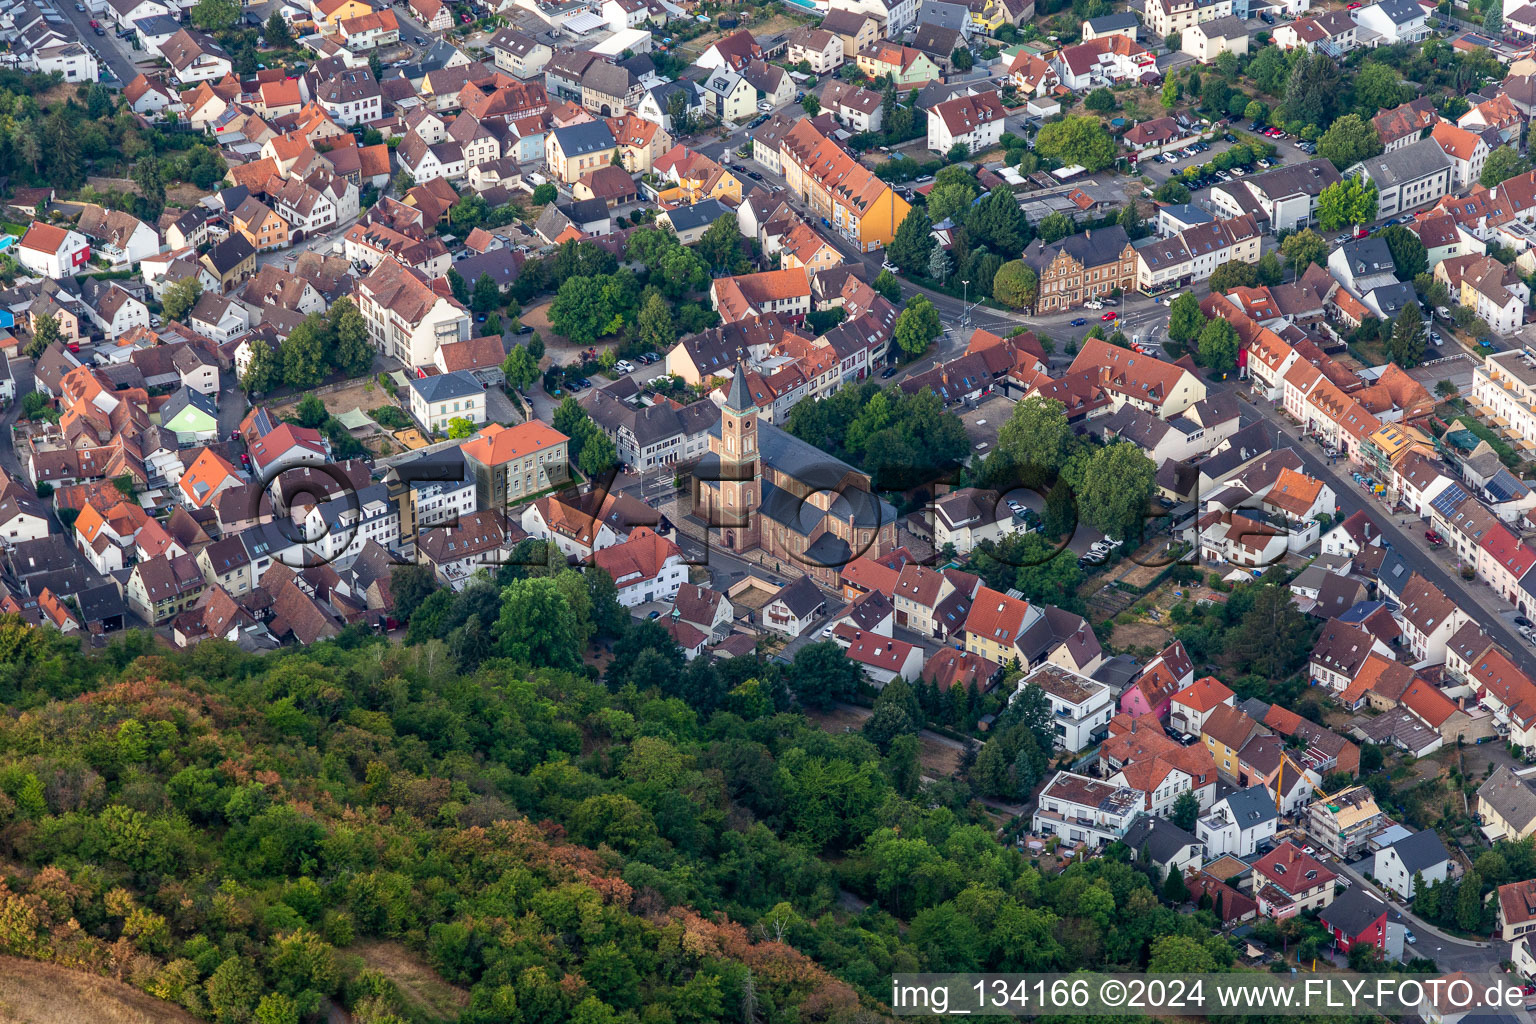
[578,425,616,476]
[192,0,239,31]
[1482,145,1532,188]
[328,299,372,376]
[1317,113,1383,170]
[1161,865,1189,905]
[1160,77,1180,110]
[1231,583,1312,678]
[1388,305,1426,368]
[1281,228,1328,273]
[463,274,498,316]
[1353,62,1408,113]
[447,417,475,439]
[1317,177,1378,231]
[532,182,557,205]
[1208,260,1260,292]
[788,641,862,710]
[1167,292,1206,346]
[1037,211,1073,244]
[951,45,973,71]
[1244,99,1267,123]
[697,214,747,273]
[1377,224,1428,279]
[1248,45,1290,96]
[265,9,291,45]
[1153,180,1191,204]
[1084,87,1116,113]
[887,206,935,275]
[295,394,327,429]
[926,180,977,225]
[863,679,921,750]
[873,269,901,302]
[1196,316,1239,373]
[1073,442,1156,541]
[494,577,582,669]
[207,956,263,1024]
[280,317,327,390]
[26,313,60,358]
[241,339,280,393]
[991,260,1038,310]
[1485,2,1504,35]
[801,93,821,116]
[549,276,611,346]
[928,245,953,283]
[995,395,1071,475]
[637,293,674,353]
[1034,115,1117,172]
[894,295,941,356]
[447,268,469,305]
[1455,870,1484,932]
[162,278,203,322]
[1283,53,1341,128]
[1171,791,1201,831]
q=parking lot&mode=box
[1135,126,1320,194]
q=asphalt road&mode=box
[1239,393,1536,679]
[51,0,139,85]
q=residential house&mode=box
[1032,770,1141,847]
[1250,842,1337,919]
[1197,784,1279,858]
[1318,887,1388,953]
[463,420,570,508]
[1348,139,1455,220]
[926,90,1004,155]
[407,370,486,433]
[1371,829,1451,900]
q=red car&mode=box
[460,11,471,20]
[88,17,99,26]
[1425,529,1443,545]
[1100,311,1117,321]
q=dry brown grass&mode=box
[1109,620,1173,652]
[0,957,201,1024]
[352,942,468,1022]
[270,378,387,421]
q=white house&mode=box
[1196,785,1279,859]
[761,576,826,637]
[926,90,1005,155]
[1020,663,1116,752]
[589,526,687,607]
[1351,0,1429,43]
[1033,770,1141,848]
[406,370,488,434]
[16,222,91,279]
[1370,829,1451,900]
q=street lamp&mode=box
[961,280,970,330]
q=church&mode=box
[692,370,897,586]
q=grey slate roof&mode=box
[550,120,616,158]
[162,385,217,423]
[409,369,482,403]
[1085,12,1139,31]
[1352,137,1452,187]
[1480,766,1536,835]
[1022,224,1132,275]
[772,574,826,617]
[665,198,729,233]
[1219,784,1278,829]
[1122,815,1199,865]
[1383,829,1450,875]
[1318,885,1388,936]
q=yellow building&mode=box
[779,118,910,253]
[544,121,618,184]
[960,586,1041,665]
[310,0,371,29]
[653,145,742,207]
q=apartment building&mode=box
[463,420,571,508]
[355,258,471,368]
[779,118,911,252]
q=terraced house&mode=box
[778,119,911,253]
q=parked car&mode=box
[881,259,898,272]
[615,359,635,374]
[880,365,898,378]
[1425,529,1444,545]
[1517,615,1533,628]
[1260,10,1274,22]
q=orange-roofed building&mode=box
[257,77,303,117]
[179,448,243,511]
[710,267,812,325]
[464,421,570,507]
[588,527,686,607]
[841,554,902,600]
[1170,676,1236,736]
[73,499,150,574]
[778,118,912,253]
[962,585,1043,665]
[1262,466,1332,522]
[778,222,842,276]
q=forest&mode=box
[0,541,1282,1024]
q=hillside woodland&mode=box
[0,567,1291,1024]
